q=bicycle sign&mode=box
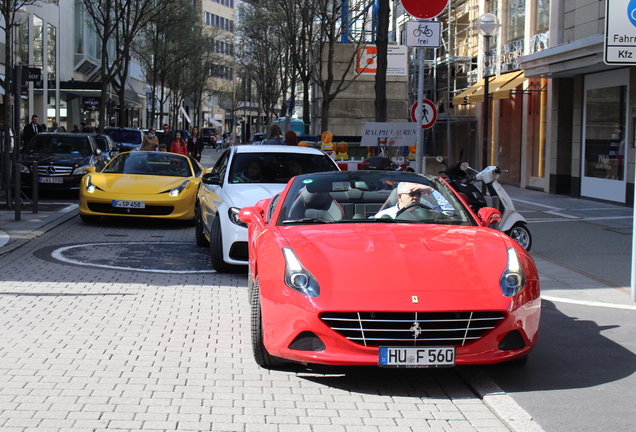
[406,21,441,48]
[413,23,434,38]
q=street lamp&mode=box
[476,13,500,169]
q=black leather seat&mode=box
[289,188,344,221]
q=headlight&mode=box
[228,207,247,227]
[19,164,30,174]
[283,247,320,297]
[169,180,190,197]
[73,165,89,175]
[499,247,526,297]
[84,175,96,193]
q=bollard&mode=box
[32,161,38,214]
[13,160,20,221]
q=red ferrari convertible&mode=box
[239,170,540,369]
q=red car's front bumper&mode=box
[259,282,541,366]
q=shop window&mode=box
[584,86,626,181]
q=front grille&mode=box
[38,165,74,176]
[87,203,174,216]
[320,311,505,347]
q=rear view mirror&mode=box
[477,207,502,226]
[202,172,222,185]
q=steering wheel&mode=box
[396,202,441,220]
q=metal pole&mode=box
[482,35,490,170]
[415,47,425,173]
[632,156,636,301]
[13,65,22,222]
[31,161,38,214]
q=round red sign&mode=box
[410,99,438,129]
[402,0,449,19]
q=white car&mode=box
[196,145,340,272]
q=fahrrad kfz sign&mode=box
[604,0,636,64]
[411,99,438,129]
[402,0,449,19]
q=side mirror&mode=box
[477,207,502,226]
[94,149,102,156]
[238,206,265,225]
[201,171,222,185]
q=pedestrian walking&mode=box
[170,131,188,155]
[187,127,203,161]
[22,114,39,148]
[264,124,285,145]
[285,130,298,146]
[158,124,175,147]
[141,127,159,151]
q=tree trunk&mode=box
[374,0,389,122]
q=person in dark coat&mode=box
[187,126,204,161]
[22,114,39,148]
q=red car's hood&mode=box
[280,224,511,309]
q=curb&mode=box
[458,367,545,432]
[0,204,78,257]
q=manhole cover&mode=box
[42,242,216,273]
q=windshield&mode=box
[229,152,337,184]
[277,171,475,226]
[103,152,193,177]
[24,135,92,155]
[106,129,142,144]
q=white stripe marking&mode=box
[542,295,636,311]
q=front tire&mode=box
[209,215,236,273]
[251,277,284,369]
[506,223,532,251]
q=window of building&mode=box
[504,0,525,42]
[535,0,549,33]
[33,16,44,68]
[48,24,56,81]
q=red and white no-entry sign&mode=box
[410,99,438,129]
[402,0,449,19]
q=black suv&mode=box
[104,127,144,152]
[19,133,106,190]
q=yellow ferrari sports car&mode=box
[78,151,206,223]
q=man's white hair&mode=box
[397,182,420,194]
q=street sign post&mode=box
[402,0,449,19]
[410,99,438,129]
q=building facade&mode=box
[423,0,631,205]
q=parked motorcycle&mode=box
[437,156,532,251]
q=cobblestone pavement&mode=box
[0,215,530,432]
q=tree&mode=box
[374,0,389,122]
[311,0,375,132]
[242,0,376,132]
[236,2,286,124]
[80,0,168,131]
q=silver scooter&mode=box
[471,165,532,251]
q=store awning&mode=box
[467,71,524,103]
[452,78,484,105]
[493,71,527,99]
[205,118,222,127]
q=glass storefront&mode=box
[581,69,628,203]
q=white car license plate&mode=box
[39,177,63,184]
[378,346,455,368]
[112,200,146,209]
